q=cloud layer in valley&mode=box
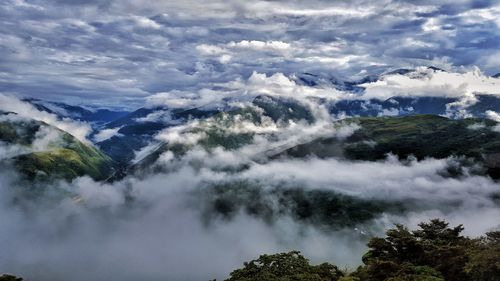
[1,152,499,281]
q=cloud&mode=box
[485,110,500,132]
[1,148,500,281]
[227,40,292,52]
[132,15,161,29]
[93,127,123,142]
[1,0,499,105]
[31,125,65,151]
[485,110,500,122]
[360,67,500,101]
[147,71,353,108]
[0,142,29,160]
[0,166,372,281]
[0,94,92,142]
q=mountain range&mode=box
[2,67,497,183]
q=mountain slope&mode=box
[25,98,129,124]
[0,114,115,181]
[119,95,316,177]
[282,115,500,178]
[128,111,500,179]
[97,105,222,165]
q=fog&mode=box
[0,94,92,142]
[1,150,499,280]
[0,168,371,281]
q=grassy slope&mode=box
[345,115,500,160]
[284,115,500,178]
[0,119,114,181]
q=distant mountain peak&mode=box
[22,98,129,125]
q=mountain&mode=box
[89,68,499,168]
[124,98,500,180]
[16,68,497,174]
[96,105,224,165]
[293,67,447,92]
[294,72,377,92]
[8,94,499,181]
[0,113,115,181]
[119,94,316,177]
[280,115,500,178]
[328,95,500,118]
[24,98,129,125]
[296,67,500,119]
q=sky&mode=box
[1,0,499,108]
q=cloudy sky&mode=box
[1,0,499,108]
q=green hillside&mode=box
[127,111,500,179]
[347,115,499,160]
[0,116,115,181]
[283,115,500,178]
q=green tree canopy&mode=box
[226,251,344,281]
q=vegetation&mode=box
[13,147,113,181]
[0,118,114,181]
[0,275,22,281]
[345,115,500,161]
[198,181,401,229]
[283,115,500,178]
[252,95,315,124]
[224,219,500,281]
[118,94,500,180]
[226,251,344,281]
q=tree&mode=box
[465,231,500,281]
[226,251,344,281]
[0,274,23,281]
[222,219,499,281]
[359,219,470,281]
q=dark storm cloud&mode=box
[0,0,498,107]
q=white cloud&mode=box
[31,125,64,151]
[485,110,500,132]
[93,127,123,142]
[0,94,92,142]
[360,67,500,100]
[0,141,29,160]
[467,123,486,130]
[485,110,500,122]
[133,16,161,29]
[196,44,227,55]
[227,40,291,52]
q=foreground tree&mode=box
[0,275,23,281]
[226,251,344,281]
[357,219,469,281]
[225,219,500,281]
[465,231,500,281]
